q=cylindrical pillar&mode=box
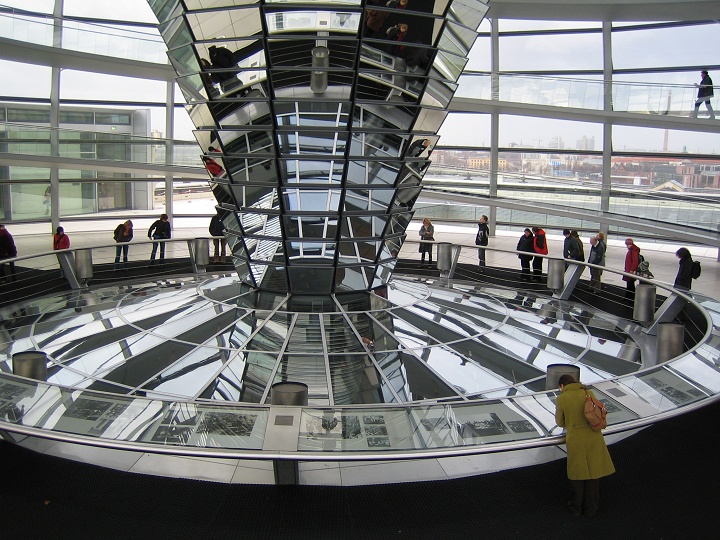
[194,238,210,267]
[546,363,581,390]
[436,242,452,271]
[75,249,93,280]
[271,382,309,406]
[633,284,656,323]
[310,46,329,94]
[657,322,684,363]
[12,351,48,381]
[546,259,565,290]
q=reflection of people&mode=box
[148,214,171,265]
[516,228,534,281]
[555,374,615,517]
[0,224,18,281]
[113,220,133,271]
[418,217,434,265]
[53,226,70,277]
[209,211,227,263]
[202,146,226,177]
[406,138,429,157]
[674,247,694,290]
[587,236,605,293]
[43,186,51,216]
[385,23,409,57]
[691,70,715,119]
[623,238,641,297]
[475,215,489,268]
[208,45,236,81]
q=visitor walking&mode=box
[674,247,694,290]
[691,70,715,119]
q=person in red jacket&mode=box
[53,226,70,277]
[623,238,641,298]
[531,226,548,282]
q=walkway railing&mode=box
[0,6,168,64]
[456,73,718,119]
[1,240,718,470]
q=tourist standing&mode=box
[476,215,489,268]
[53,226,70,277]
[0,224,17,281]
[419,218,434,265]
[113,220,133,271]
[623,238,641,297]
[555,374,615,517]
[209,211,228,263]
[674,247,694,290]
[531,226,548,281]
[148,214,171,265]
[517,228,534,281]
[587,236,605,293]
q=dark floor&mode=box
[2,398,718,540]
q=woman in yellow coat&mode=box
[555,374,615,516]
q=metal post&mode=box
[266,382,308,485]
[191,238,210,274]
[75,249,93,287]
[310,46,329,94]
[12,351,48,381]
[546,259,565,290]
[271,382,309,406]
[546,363,581,390]
[633,284,656,323]
[656,323,684,364]
[436,242,452,273]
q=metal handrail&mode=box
[0,241,717,462]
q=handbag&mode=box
[584,389,608,431]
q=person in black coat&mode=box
[674,247,694,290]
[563,228,582,262]
[209,211,227,263]
[517,228,534,281]
[691,70,715,119]
[148,214,171,265]
[0,224,18,281]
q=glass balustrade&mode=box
[0,121,200,168]
[0,246,717,457]
[456,73,717,118]
[0,9,168,64]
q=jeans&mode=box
[478,247,486,267]
[150,239,165,262]
[114,245,129,270]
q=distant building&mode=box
[467,156,507,171]
[548,136,564,150]
[576,136,595,151]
